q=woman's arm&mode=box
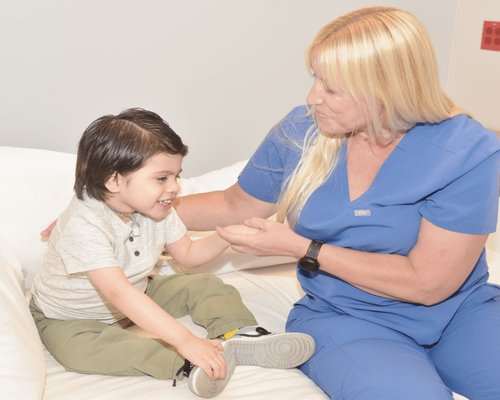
[86,267,226,379]
[173,182,276,231]
[217,216,488,306]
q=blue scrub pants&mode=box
[286,286,500,400]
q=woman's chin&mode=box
[319,128,350,139]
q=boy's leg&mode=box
[147,274,315,398]
[429,290,500,400]
[30,299,184,380]
[146,273,257,338]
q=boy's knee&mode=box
[191,273,225,289]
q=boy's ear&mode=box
[104,172,123,194]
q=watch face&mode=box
[299,257,319,271]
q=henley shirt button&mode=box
[134,251,140,256]
[129,237,134,242]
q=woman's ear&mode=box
[104,172,123,194]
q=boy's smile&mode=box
[105,152,183,221]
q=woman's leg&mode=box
[30,299,184,379]
[429,288,500,400]
[286,305,454,400]
[146,273,258,338]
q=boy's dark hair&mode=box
[75,108,188,201]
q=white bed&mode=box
[1,146,497,400]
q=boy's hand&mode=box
[176,336,226,380]
[223,224,261,236]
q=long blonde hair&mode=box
[277,6,472,227]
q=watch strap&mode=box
[305,240,324,260]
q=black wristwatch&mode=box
[298,240,325,271]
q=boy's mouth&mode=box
[158,200,172,206]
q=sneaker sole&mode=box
[188,333,315,398]
[227,332,315,369]
[188,345,236,398]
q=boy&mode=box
[30,108,315,398]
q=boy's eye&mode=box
[157,175,180,182]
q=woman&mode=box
[175,6,500,400]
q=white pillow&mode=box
[0,234,46,400]
[0,147,76,291]
[178,159,249,195]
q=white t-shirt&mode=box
[32,192,187,324]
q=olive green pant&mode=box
[30,273,257,380]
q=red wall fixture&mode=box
[481,21,500,52]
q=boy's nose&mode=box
[168,180,180,195]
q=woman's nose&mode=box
[306,82,323,105]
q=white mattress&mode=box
[41,263,330,400]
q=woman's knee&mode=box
[430,295,500,399]
[302,337,453,400]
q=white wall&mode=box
[0,0,457,177]
[447,0,500,131]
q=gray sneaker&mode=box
[188,326,315,398]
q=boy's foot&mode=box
[188,326,315,398]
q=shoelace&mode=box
[173,359,193,387]
[234,326,272,338]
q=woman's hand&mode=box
[41,219,57,238]
[217,218,309,259]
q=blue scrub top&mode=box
[239,105,500,345]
